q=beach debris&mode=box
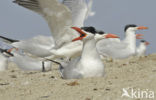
[105,88,111,91]
[40,95,50,98]
[0,82,9,86]
[85,98,91,100]
[93,88,98,91]
[10,75,17,78]
[50,76,55,79]
[66,81,80,86]
[10,70,15,72]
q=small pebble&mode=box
[10,75,17,78]
[66,81,80,86]
[50,76,55,78]
[40,95,49,98]
[85,98,91,100]
[105,88,110,91]
[0,83,9,86]
[93,88,98,91]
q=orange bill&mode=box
[105,34,120,38]
[72,37,83,42]
[136,34,144,39]
[145,41,150,45]
[137,26,148,30]
[71,27,87,41]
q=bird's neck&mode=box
[138,43,146,51]
[124,31,136,51]
[81,38,100,60]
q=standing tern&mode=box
[60,27,119,79]
[136,40,150,57]
[97,24,148,59]
[4,48,52,72]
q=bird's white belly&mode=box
[79,59,104,78]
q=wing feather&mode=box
[13,0,79,47]
[63,0,94,27]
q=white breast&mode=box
[0,54,8,71]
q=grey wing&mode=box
[13,0,42,14]
[63,0,94,27]
[85,0,95,19]
[13,0,78,47]
[61,57,82,79]
[97,41,128,56]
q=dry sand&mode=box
[0,54,156,100]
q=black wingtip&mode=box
[0,48,14,57]
[13,0,17,3]
[0,35,19,43]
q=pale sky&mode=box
[0,0,155,54]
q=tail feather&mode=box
[0,36,19,44]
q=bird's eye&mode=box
[80,34,86,37]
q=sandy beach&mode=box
[0,54,156,100]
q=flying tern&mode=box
[8,0,95,60]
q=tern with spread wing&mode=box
[7,0,95,60]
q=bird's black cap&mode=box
[124,24,137,32]
[81,26,97,34]
[141,40,146,42]
[81,26,105,35]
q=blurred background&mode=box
[0,0,155,54]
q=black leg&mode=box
[42,61,45,72]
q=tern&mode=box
[6,0,95,60]
[60,27,119,79]
[0,51,8,71]
[0,48,13,71]
[97,24,148,59]
[1,48,52,72]
[0,35,54,57]
[136,40,149,57]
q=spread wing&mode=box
[13,0,79,47]
[62,0,95,27]
[85,0,95,19]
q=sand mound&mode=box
[0,54,156,100]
